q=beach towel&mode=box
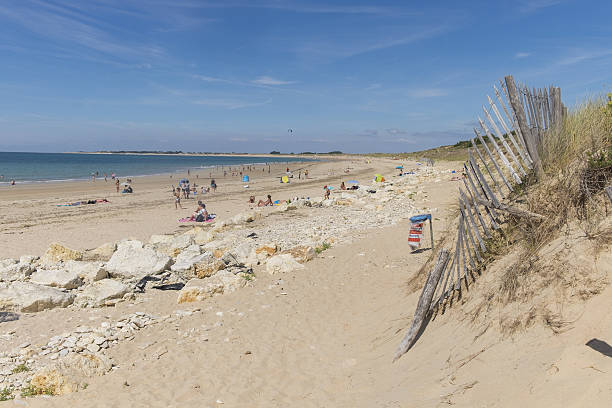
[408,221,424,249]
[178,214,216,223]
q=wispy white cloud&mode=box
[193,98,271,109]
[251,76,296,86]
[556,49,612,66]
[229,137,248,142]
[298,25,452,61]
[519,0,563,13]
[410,88,448,98]
[515,52,531,58]
[0,0,165,62]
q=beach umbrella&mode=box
[179,178,189,184]
[395,166,404,169]
[347,180,359,184]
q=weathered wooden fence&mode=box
[394,75,564,361]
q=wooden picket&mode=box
[395,74,561,360]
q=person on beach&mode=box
[10,179,15,186]
[257,195,272,207]
[323,185,331,199]
[210,179,217,192]
[174,187,183,209]
[248,195,255,204]
[340,181,346,190]
[115,178,120,193]
[304,169,309,179]
[188,201,208,221]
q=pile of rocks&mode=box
[0,312,157,392]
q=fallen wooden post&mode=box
[394,249,450,361]
[473,198,545,220]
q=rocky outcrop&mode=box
[105,240,171,280]
[177,271,247,303]
[74,279,130,308]
[0,282,74,312]
[30,269,83,290]
[266,254,305,275]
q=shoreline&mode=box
[0,156,423,259]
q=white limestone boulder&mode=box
[171,245,211,274]
[39,243,83,266]
[266,254,305,275]
[82,242,116,262]
[0,258,35,282]
[177,271,247,303]
[74,279,130,308]
[30,269,83,290]
[105,240,171,280]
[64,260,108,283]
[0,281,75,312]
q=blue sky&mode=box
[0,0,610,153]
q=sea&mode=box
[0,152,312,183]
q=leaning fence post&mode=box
[394,249,450,361]
[504,75,544,180]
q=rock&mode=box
[105,240,171,280]
[171,245,210,274]
[265,254,305,275]
[149,235,173,245]
[30,269,83,290]
[229,211,257,225]
[0,282,74,312]
[82,242,116,262]
[281,246,316,263]
[30,353,112,395]
[194,258,225,279]
[0,258,35,282]
[229,242,256,267]
[194,229,215,245]
[177,271,247,303]
[86,343,100,353]
[74,279,130,308]
[170,234,193,251]
[255,243,279,262]
[39,243,83,266]
[64,261,108,283]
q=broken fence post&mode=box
[394,249,450,361]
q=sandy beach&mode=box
[0,157,368,259]
[1,154,610,407]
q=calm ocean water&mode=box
[0,152,312,183]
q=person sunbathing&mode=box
[248,195,255,203]
[257,194,272,206]
[189,202,208,222]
